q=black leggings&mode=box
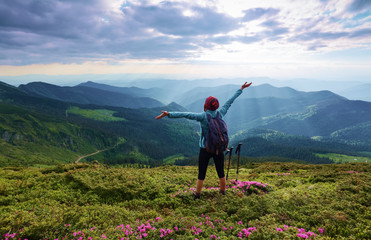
[198,148,225,180]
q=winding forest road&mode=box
[75,146,115,163]
[75,139,124,163]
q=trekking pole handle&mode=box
[225,147,234,156]
[229,147,233,156]
[235,143,242,155]
[225,149,230,156]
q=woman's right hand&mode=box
[241,82,252,90]
[155,110,169,119]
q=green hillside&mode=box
[328,122,371,146]
[315,153,370,163]
[0,81,199,166]
[261,100,371,138]
[67,106,126,122]
[0,103,118,167]
[1,162,369,239]
[67,104,200,164]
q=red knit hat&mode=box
[204,96,219,111]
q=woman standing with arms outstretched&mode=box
[156,82,252,199]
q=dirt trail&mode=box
[75,147,110,163]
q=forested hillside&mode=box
[0,102,118,167]
[0,81,199,167]
[66,103,200,165]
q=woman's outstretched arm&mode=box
[155,110,204,121]
[219,82,252,116]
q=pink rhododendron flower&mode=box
[297,233,309,238]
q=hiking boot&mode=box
[193,193,201,200]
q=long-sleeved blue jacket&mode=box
[168,89,243,148]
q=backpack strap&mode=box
[213,112,224,155]
[213,114,224,143]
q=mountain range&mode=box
[1,80,370,166]
[0,81,199,167]
[19,82,164,108]
[76,81,370,141]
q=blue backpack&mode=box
[205,112,229,155]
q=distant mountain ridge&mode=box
[175,84,302,105]
[16,80,370,140]
[19,82,164,109]
[78,81,165,100]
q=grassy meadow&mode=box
[67,107,126,122]
[315,153,370,163]
[1,162,370,240]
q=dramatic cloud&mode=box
[0,0,243,64]
[0,0,370,81]
[124,2,240,36]
[347,0,371,12]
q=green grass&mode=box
[316,153,370,163]
[0,141,79,166]
[1,162,369,239]
[163,154,185,165]
[67,106,126,122]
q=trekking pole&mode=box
[235,143,242,182]
[225,146,233,181]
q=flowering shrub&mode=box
[275,225,324,239]
[0,162,369,239]
[170,179,271,198]
[2,221,326,240]
[227,179,272,196]
[347,170,363,174]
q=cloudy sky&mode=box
[0,0,370,83]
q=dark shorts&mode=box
[198,148,225,180]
